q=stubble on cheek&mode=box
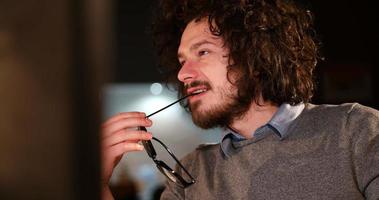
[189,87,237,129]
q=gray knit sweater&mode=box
[160,103,379,200]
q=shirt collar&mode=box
[268,102,305,138]
[220,103,305,156]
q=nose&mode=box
[177,61,198,83]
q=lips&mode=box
[184,81,212,100]
[191,88,207,95]
[187,87,208,96]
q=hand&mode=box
[101,112,153,186]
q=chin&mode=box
[190,104,230,129]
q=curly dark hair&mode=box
[152,0,321,106]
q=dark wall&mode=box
[0,0,112,199]
[115,0,378,109]
[309,0,378,108]
[115,1,161,83]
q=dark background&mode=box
[114,0,379,109]
[1,1,377,199]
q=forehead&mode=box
[181,19,210,43]
[178,19,220,51]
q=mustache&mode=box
[183,80,212,95]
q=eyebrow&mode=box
[178,40,217,60]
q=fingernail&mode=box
[137,144,144,150]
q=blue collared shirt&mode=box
[220,103,305,157]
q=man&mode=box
[102,0,379,199]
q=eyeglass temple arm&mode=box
[138,126,157,158]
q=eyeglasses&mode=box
[138,126,195,188]
[138,93,197,188]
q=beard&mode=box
[186,81,251,129]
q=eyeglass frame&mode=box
[138,126,196,188]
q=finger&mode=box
[106,141,144,161]
[103,112,145,127]
[103,130,152,147]
[102,118,152,138]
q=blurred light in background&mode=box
[102,83,222,200]
[150,82,163,95]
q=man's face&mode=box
[177,19,241,128]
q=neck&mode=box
[229,100,278,139]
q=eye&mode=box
[179,60,186,66]
[198,50,209,56]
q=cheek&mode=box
[209,72,231,92]
[213,65,229,82]
[200,56,230,84]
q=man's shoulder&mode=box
[306,102,379,117]
[346,103,379,117]
[303,103,379,132]
[306,102,356,112]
